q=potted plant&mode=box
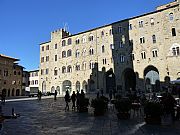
[144,101,163,124]
[115,97,131,119]
[91,96,109,116]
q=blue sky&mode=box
[0,0,173,71]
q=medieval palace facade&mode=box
[39,0,180,95]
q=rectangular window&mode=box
[139,21,143,28]
[42,46,44,51]
[140,37,145,44]
[118,26,122,33]
[141,52,146,59]
[152,50,158,57]
[46,56,49,62]
[41,69,44,75]
[46,68,49,74]
[129,24,132,30]
[55,55,57,61]
[46,45,49,50]
[150,18,154,25]
[55,44,57,49]
[152,35,156,43]
[129,39,133,46]
[172,28,176,36]
[41,57,44,63]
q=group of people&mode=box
[64,90,85,111]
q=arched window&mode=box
[102,45,105,53]
[67,38,72,45]
[101,31,104,36]
[119,54,125,63]
[172,47,180,56]
[169,13,174,21]
[82,61,86,70]
[62,51,66,58]
[82,48,86,56]
[152,49,158,57]
[89,61,94,69]
[109,29,112,35]
[54,67,58,76]
[67,66,72,73]
[89,48,94,55]
[170,43,180,56]
[76,38,80,44]
[141,51,146,59]
[62,40,66,46]
[82,36,86,43]
[62,66,66,73]
[152,35,156,43]
[75,49,80,58]
[67,49,72,57]
[89,34,94,41]
[76,63,80,71]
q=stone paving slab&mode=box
[0,97,180,135]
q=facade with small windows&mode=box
[39,0,180,95]
[0,54,23,97]
[28,70,39,93]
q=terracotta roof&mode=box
[0,54,19,61]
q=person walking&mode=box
[65,90,70,111]
[54,90,57,100]
[76,91,80,111]
[71,91,76,111]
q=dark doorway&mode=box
[144,65,160,92]
[106,69,116,93]
[123,68,136,91]
[16,89,20,96]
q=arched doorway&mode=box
[144,65,160,93]
[123,68,136,92]
[12,88,14,96]
[16,89,20,96]
[51,86,55,93]
[56,86,60,95]
[62,80,72,93]
[82,81,88,92]
[76,81,80,92]
[8,89,10,97]
[89,80,95,92]
[42,81,46,93]
[106,69,116,93]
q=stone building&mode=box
[0,54,23,97]
[28,70,39,93]
[39,0,180,95]
[22,71,30,96]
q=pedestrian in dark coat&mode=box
[71,91,76,110]
[65,90,70,111]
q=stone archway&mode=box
[144,65,160,93]
[62,80,72,93]
[16,89,20,96]
[76,81,80,92]
[42,81,46,93]
[82,80,88,92]
[8,89,10,97]
[56,86,60,95]
[12,88,14,96]
[123,68,136,92]
[51,86,55,93]
[106,68,116,93]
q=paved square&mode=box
[1,97,180,135]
